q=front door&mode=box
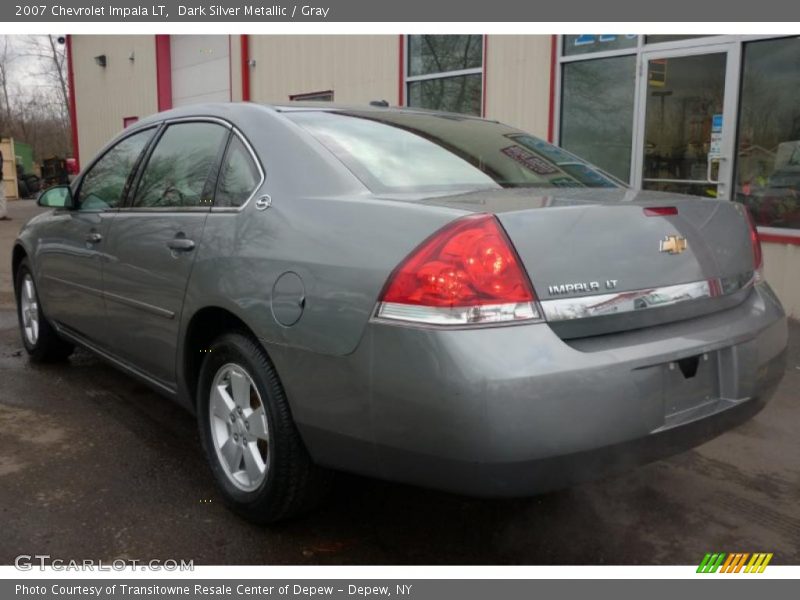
[634,44,740,200]
[35,127,157,345]
[101,120,230,387]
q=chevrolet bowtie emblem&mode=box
[660,235,688,255]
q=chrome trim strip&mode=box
[162,116,234,129]
[540,272,755,322]
[43,275,175,320]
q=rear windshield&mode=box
[286,110,620,193]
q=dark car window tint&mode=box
[77,128,155,210]
[133,122,228,208]
[215,136,261,207]
[287,110,620,193]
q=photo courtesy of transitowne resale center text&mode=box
[0,0,799,597]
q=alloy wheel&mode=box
[20,274,39,346]
[209,363,270,492]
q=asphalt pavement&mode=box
[1,199,799,565]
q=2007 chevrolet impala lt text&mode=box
[12,103,787,522]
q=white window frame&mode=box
[553,34,800,238]
[403,35,485,116]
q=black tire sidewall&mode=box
[197,333,286,513]
[15,261,40,354]
[15,259,73,361]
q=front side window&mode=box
[76,128,155,210]
[288,110,619,193]
[215,136,261,208]
[406,35,483,116]
[133,122,228,208]
[736,37,800,230]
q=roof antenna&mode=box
[369,100,389,107]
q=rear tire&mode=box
[15,259,74,362]
[197,332,332,523]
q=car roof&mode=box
[132,101,495,129]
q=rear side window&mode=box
[215,136,261,207]
[77,128,155,210]
[133,122,228,208]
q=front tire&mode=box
[15,259,74,362]
[197,332,332,523]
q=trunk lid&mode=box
[407,187,758,338]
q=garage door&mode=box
[171,35,231,107]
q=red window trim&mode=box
[547,34,557,143]
[155,35,172,111]
[241,34,250,102]
[122,116,139,128]
[397,35,404,106]
[66,35,80,170]
[481,35,488,118]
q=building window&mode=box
[560,55,636,182]
[405,35,483,116]
[123,116,139,128]
[289,90,334,102]
[736,37,800,230]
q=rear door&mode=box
[35,127,156,345]
[101,119,230,387]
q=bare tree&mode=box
[0,35,72,163]
[19,35,69,123]
[0,37,16,131]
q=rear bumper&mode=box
[283,283,788,496]
[372,379,783,496]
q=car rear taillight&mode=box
[376,214,540,325]
[744,209,764,279]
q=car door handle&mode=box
[167,238,196,251]
[85,232,103,244]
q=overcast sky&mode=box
[1,34,65,104]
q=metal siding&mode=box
[484,35,552,138]
[763,242,800,319]
[231,35,244,102]
[72,35,158,164]
[249,35,398,104]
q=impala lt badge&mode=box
[548,279,619,296]
[660,235,688,255]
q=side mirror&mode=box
[37,186,73,209]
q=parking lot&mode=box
[1,199,799,566]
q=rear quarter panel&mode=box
[181,106,467,357]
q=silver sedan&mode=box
[13,103,787,522]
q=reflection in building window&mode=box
[406,35,483,116]
[560,55,636,182]
[736,37,800,230]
